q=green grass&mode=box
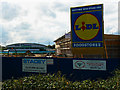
[2,69,120,89]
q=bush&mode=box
[2,69,120,89]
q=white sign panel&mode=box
[73,60,106,71]
[22,59,47,73]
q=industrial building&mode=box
[6,43,47,51]
[54,32,120,58]
[3,43,55,57]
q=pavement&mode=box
[0,82,2,90]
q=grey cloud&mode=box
[1,26,10,44]
[0,25,2,42]
[53,2,69,12]
[105,3,118,15]
[52,2,85,12]
[14,22,31,31]
[37,3,56,18]
[42,8,56,18]
[1,2,20,21]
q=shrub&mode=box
[2,69,120,89]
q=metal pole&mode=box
[104,40,108,59]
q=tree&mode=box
[0,45,6,51]
[47,44,55,49]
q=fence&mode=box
[1,57,120,81]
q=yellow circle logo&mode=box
[74,14,100,40]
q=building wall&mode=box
[54,34,73,57]
[54,33,120,58]
[6,43,47,51]
[104,34,120,58]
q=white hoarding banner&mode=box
[73,60,106,71]
[22,59,47,73]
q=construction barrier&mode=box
[1,57,120,81]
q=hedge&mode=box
[2,69,120,89]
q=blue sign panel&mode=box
[71,4,104,48]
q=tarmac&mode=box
[0,82,2,90]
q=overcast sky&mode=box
[0,0,119,46]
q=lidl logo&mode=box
[74,14,100,40]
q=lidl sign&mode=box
[71,4,104,48]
